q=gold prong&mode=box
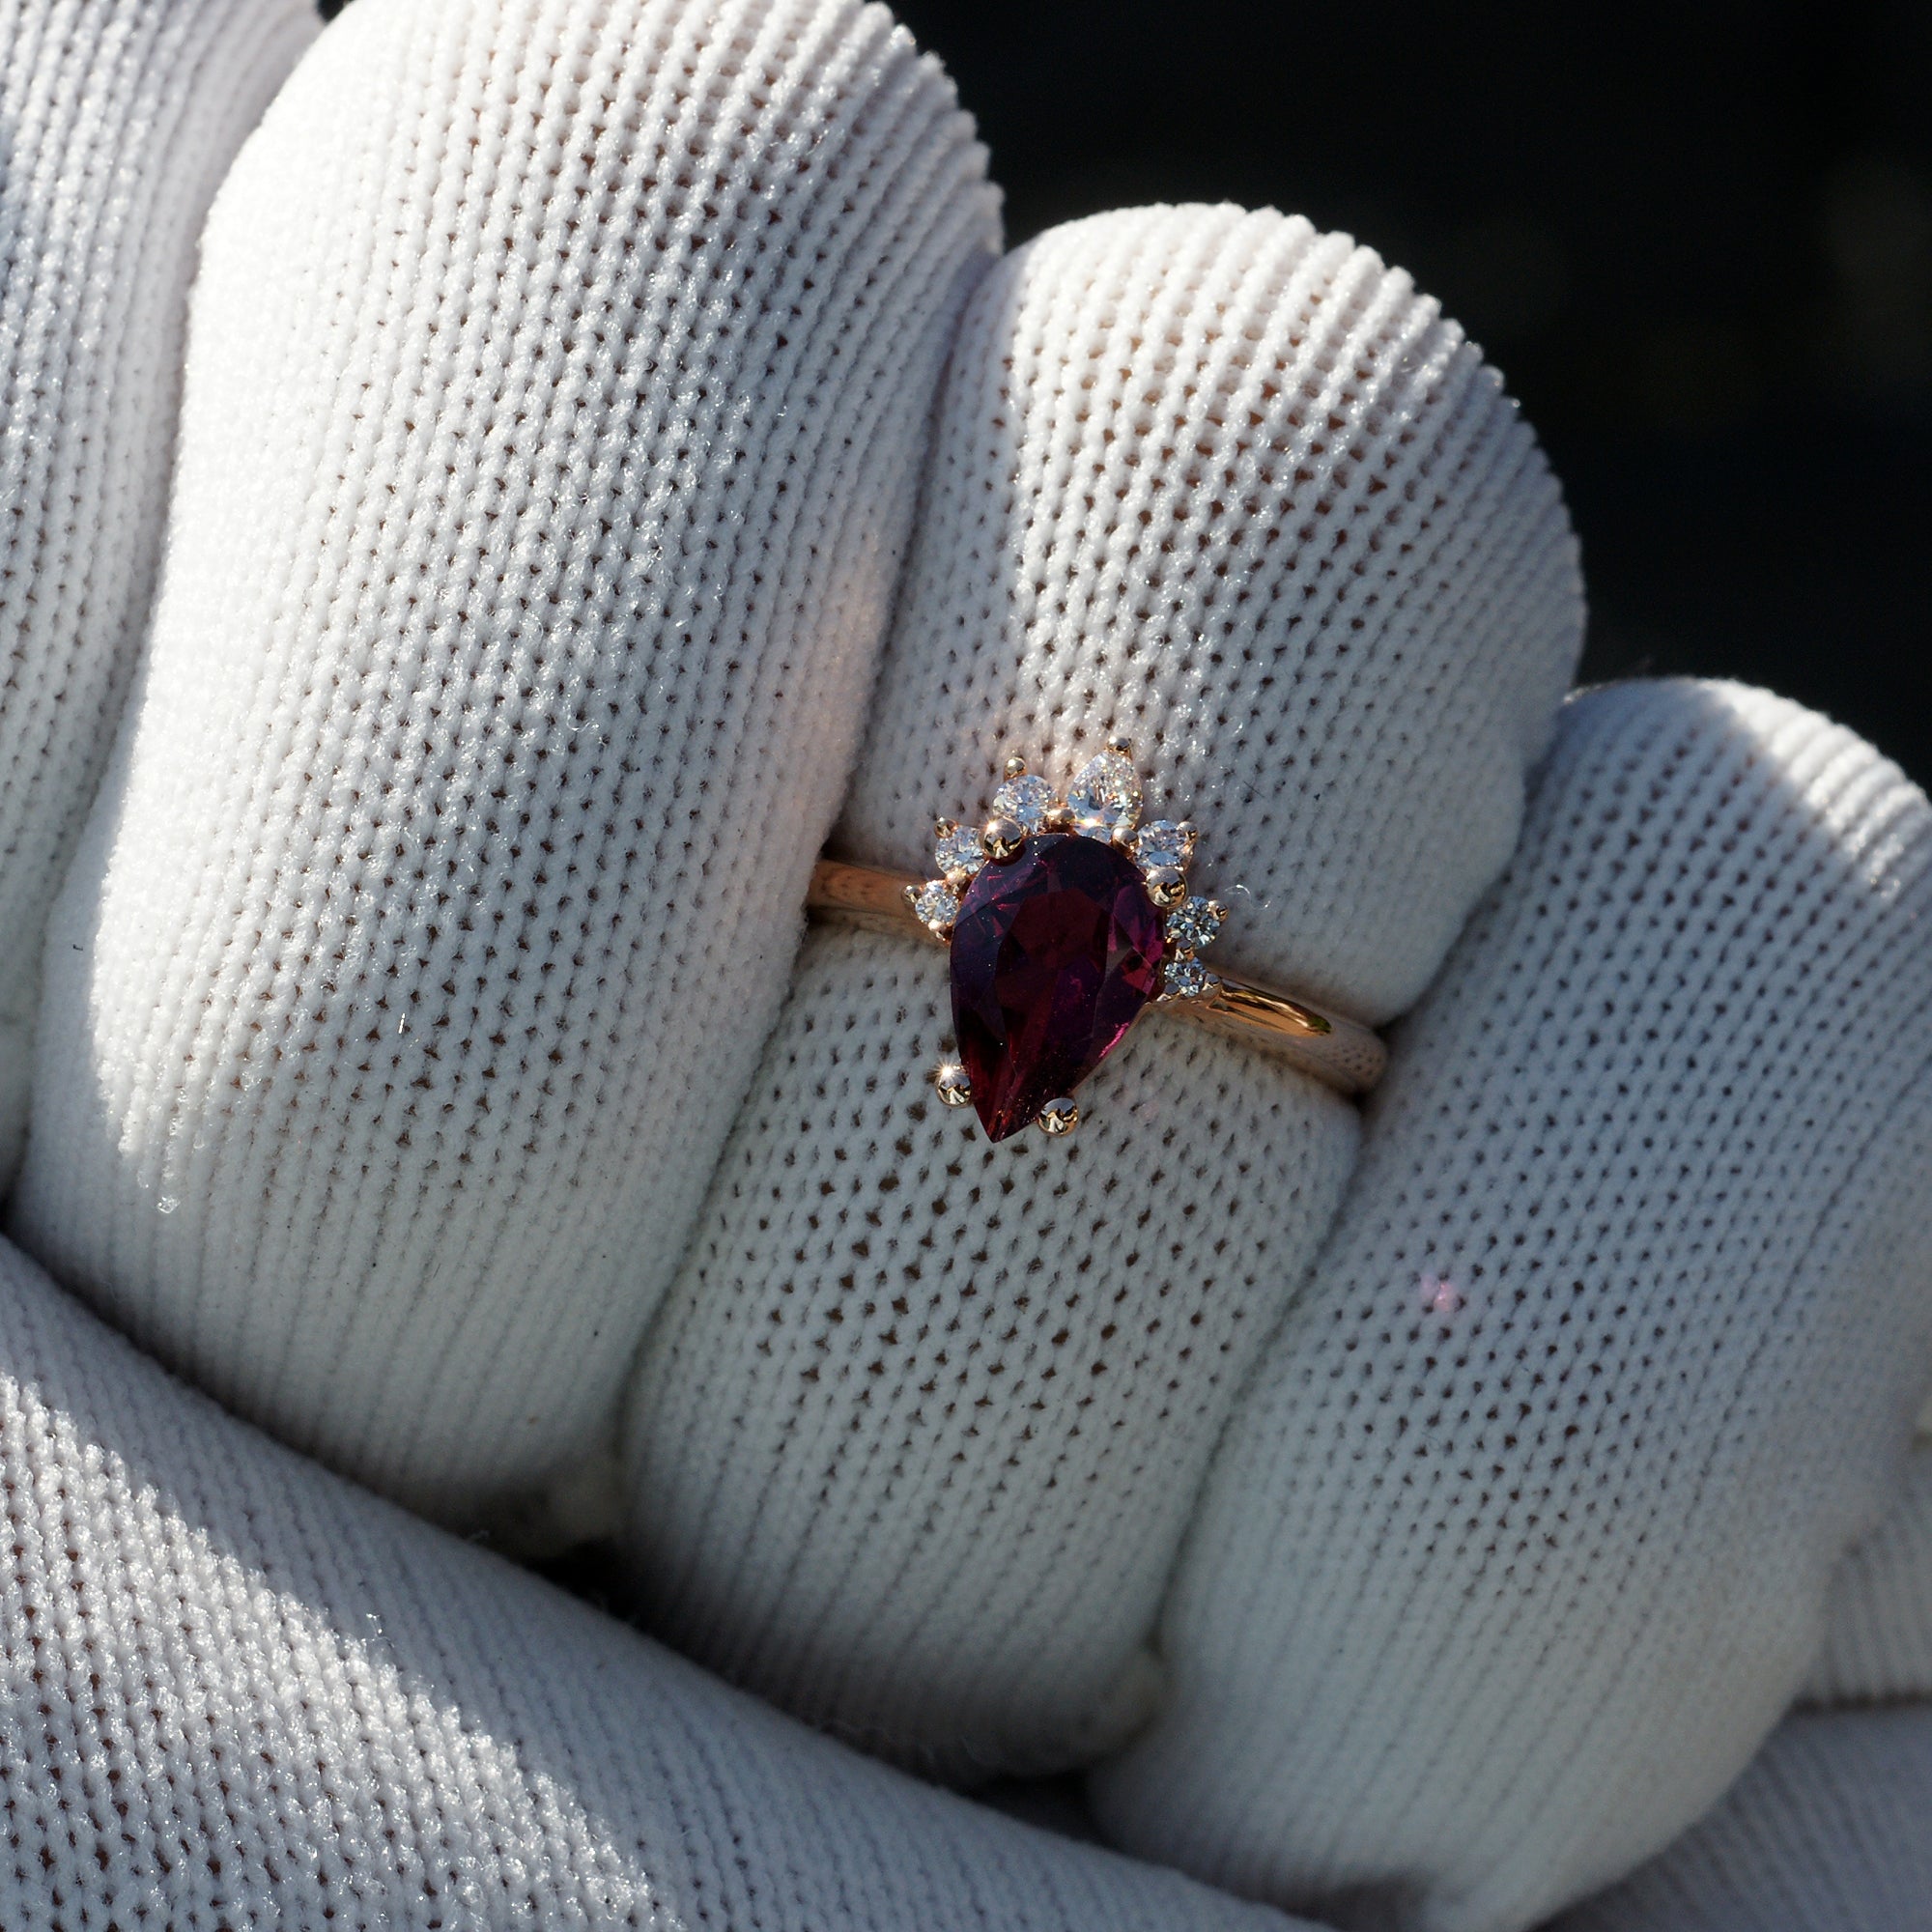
[1144,865,1186,909]
[902,884,923,913]
[1003,754,1028,780]
[1036,1097,1080,1136]
[933,1064,973,1108]
[1107,736,1132,757]
[981,815,1026,863]
[1111,824,1138,848]
[933,815,957,838]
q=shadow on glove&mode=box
[0,1230,1311,1931]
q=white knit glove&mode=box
[2,1,1929,1928]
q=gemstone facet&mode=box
[990,773,1056,835]
[1163,956,1214,1001]
[1066,749,1143,837]
[934,823,984,880]
[1166,896,1225,954]
[912,879,960,932]
[950,833,1165,1141]
[1135,820,1194,871]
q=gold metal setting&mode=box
[933,1064,974,1108]
[809,741,1388,1105]
[1143,865,1187,909]
[980,815,1026,863]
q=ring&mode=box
[807,743,1386,1140]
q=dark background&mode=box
[323,0,1931,784]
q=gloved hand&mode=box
[1,1,1928,1928]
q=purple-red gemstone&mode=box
[950,833,1165,1141]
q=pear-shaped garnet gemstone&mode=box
[950,833,1166,1141]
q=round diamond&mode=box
[991,773,1055,834]
[1164,955,1214,1001]
[935,823,985,879]
[1066,749,1143,836]
[913,879,960,931]
[1136,820,1194,870]
[1166,896,1223,953]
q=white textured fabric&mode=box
[0,1231,1311,1932]
[1094,680,1932,1931]
[0,1,1926,1927]
[626,923,1359,1776]
[0,0,316,1178]
[12,0,1000,1530]
[1553,1705,1932,1931]
[620,206,1580,1779]
[841,206,1583,1024]
[1804,1437,1932,1700]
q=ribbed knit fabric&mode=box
[624,924,1359,1777]
[0,0,316,1179]
[618,206,1582,1778]
[1092,680,1932,1932]
[0,1233,1314,1932]
[1804,1438,1932,1700]
[11,0,999,1531]
[1553,1705,1932,1931]
[840,206,1583,1024]
[1,4,1927,1922]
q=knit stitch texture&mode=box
[0,2,1927,1927]
[0,1231,1310,1931]
[1555,1705,1932,1931]
[0,0,317,1177]
[14,0,1000,1529]
[620,205,1580,1779]
[1094,680,1932,1930]
[1805,1438,1932,1701]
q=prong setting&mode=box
[1160,956,1217,1003]
[923,743,1225,1138]
[1135,820,1196,871]
[1166,895,1227,952]
[990,771,1055,835]
[1143,865,1186,910]
[933,814,985,881]
[933,1064,973,1108]
[907,878,959,941]
[981,815,1027,863]
[1066,745,1143,838]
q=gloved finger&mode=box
[0,1237,1321,1932]
[1092,680,1932,1932]
[620,204,1582,1779]
[11,0,999,1532]
[0,0,316,1177]
[1550,1705,1932,1932]
[1804,1429,1932,1702]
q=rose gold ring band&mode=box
[806,858,1387,1098]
